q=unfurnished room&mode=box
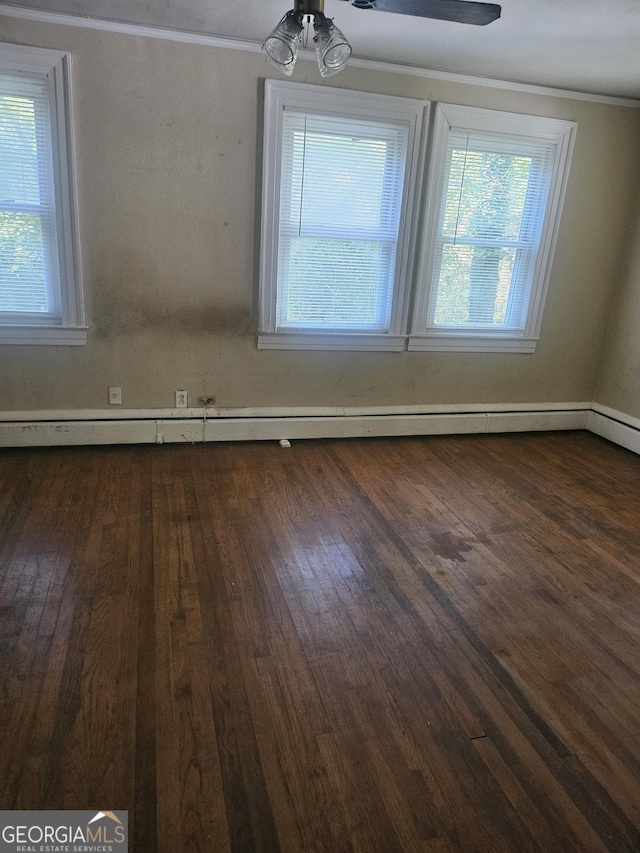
[0,0,639,850]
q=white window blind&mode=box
[428,131,555,332]
[276,110,409,332]
[261,89,574,354]
[0,72,61,319]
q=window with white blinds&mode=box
[0,73,60,317]
[429,132,554,331]
[276,112,407,332]
[259,81,426,351]
[410,103,576,352]
[0,44,84,345]
[260,87,575,353]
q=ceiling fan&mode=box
[263,0,501,77]
[341,0,501,26]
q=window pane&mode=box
[277,111,408,332]
[0,94,41,206]
[0,211,48,312]
[434,244,517,326]
[430,130,555,331]
[442,149,532,241]
[0,72,60,320]
[279,236,395,328]
[286,129,393,233]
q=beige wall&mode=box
[1,15,640,412]
[595,185,640,419]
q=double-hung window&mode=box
[410,103,576,351]
[259,81,426,351]
[259,85,575,354]
[0,44,84,345]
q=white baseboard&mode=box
[2,403,638,457]
[0,403,590,448]
[587,406,640,456]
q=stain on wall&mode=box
[1,16,639,413]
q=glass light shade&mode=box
[314,18,352,77]
[262,11,304,76]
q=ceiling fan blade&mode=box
[347,0,501,25]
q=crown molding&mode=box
[1,3,639,108]
[346,57,640,108]
[0,4,263,52]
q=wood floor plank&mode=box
[1,432,639,851]
[153,452,231,853]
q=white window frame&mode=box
[258,80,428,352]
[0,43,85,345]
[409,103,576,353]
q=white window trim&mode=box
[409,103,576,353]
[257,333,408,352]
[0,43,85,345]
[258,80,428,352]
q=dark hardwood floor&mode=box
[1,431,639,852]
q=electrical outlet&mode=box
[109,386,122,405]
[199,395,216,406]
[175,390,188,408]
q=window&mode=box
[259,81,427,351]
[0,44,84,345]
[258,88,576,354]
[410,104,576,352]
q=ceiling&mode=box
[2,0,640,99]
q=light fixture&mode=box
[262,10,304,76]
[263,0,352,78]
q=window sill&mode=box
[408,334,538,353]
[0,325,88,345]
[258,333,406,352]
